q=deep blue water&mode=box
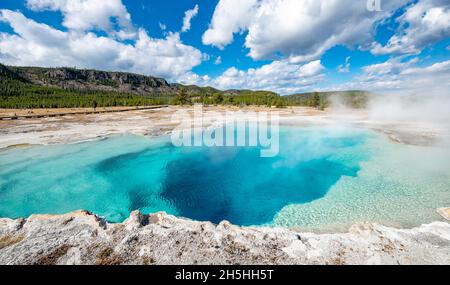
[0,126,371,226]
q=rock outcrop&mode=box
[0,210,449,265]
[10,66,176,95]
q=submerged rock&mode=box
[437,208,450,221]
[0,211,449,265]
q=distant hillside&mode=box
[284,90,371,109]
[0,63,370,109]
[6,65,207,96]
[0,64,27,83]
[0,64,280,108]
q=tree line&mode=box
[172,88,287,108]
[0,77,172,108]
[1,74,367,109]
[0,78,289,109]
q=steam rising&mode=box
[367,92,450,127]
[327,86,450,148]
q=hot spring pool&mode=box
[0,126,449,231]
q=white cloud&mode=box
[181,4,199,33]
[362,57,418,76]
[0,9,203,80]
[214,56,222,65]
[203,0,406,61]
[329,57,450,92]
[202,0,257,49]
[371,0,450,55]
[178,72,211,86]
[26,0,136,39]
[184,60,325,94]
[400,60,450,76]
[337,57,351,73]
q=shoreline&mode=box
[0,105,447,149]
[0,106,168,121]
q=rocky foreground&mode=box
[0,210,449,265]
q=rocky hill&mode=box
[7,65,179,95]
[1,64,225,97]
[0,64,26,82]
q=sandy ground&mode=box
[0,107,149,118]
[0,105,448,149]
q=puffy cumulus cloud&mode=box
[371,0,450,55]
[125,31,204,78]
[400,60,450,76]
[185,60,325,95]
[362,57,419,76]
[182,4,199,33]
[349,57,422,90]
[26,0,136,39]
[0,9,203,80]
[202,0,257,49]
[177,72,211,86]
[330,57,450,92]
[203,0,406,61]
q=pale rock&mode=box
[1,211,449,265]
[124,211,147,231]
[437,208,450,221]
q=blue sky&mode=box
[0,0,449,94]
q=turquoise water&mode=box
[0,126,449,230]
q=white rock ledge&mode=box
[0,210,449,265]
